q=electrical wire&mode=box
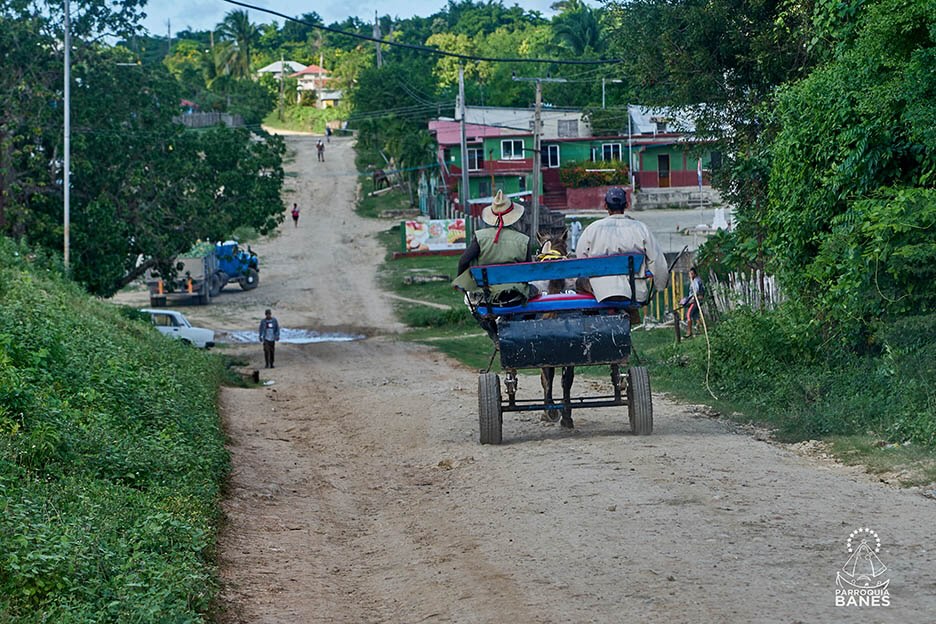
[221,0,624,65]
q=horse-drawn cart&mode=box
[467,254,654,444]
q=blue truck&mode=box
[146,240,259,307]
[213,240,260,294]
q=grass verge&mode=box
[262,105,346,134]
[0,239,229,622]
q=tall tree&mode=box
[604,0,818,279]
[0,3,284,296]
[551,0,603,56]
[216,9,259,78]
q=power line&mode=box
[221,0,623,66]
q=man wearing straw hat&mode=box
[453,189,536,304]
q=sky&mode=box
[140,0,565,37]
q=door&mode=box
[658,154,670,188]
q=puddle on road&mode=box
[223,328,365,345]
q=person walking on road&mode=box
[258,309,280,368]
[316,140,325,162]
[291,203,300,228]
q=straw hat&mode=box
[481,190,524,228]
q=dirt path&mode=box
[180,134,935,623]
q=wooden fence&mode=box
[707,270,783,314]
[643,269,782,325]
[173,112,244,129]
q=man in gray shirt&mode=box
[258,309,280,368]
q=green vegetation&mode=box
[559,161,630,187]
[263,106,346,134]
[633,309,936,446]
[0,240,228,621]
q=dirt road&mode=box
[163,134,935,623]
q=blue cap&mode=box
[604,187,627,208]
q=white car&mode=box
[140,309,215,349]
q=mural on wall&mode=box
[404,219,467,252]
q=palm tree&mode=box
[216,10,258,79]
[551,0,602,56]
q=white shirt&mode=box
[575,213,669,302]
[569,220,583,251]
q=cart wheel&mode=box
[627,366,653,435]
[478,372,503,445]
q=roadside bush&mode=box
[559,160,629,187]
[0,238,228,622]
[657,303,936,445]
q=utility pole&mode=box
[278,54,285,120]
[512,75,567,238]
[531,80,542,239]
[458,65,471,240]
[63,0,71,269]
[628,104,635,193]
[167,20,171,58]
[373,12,383,68]
[319,52,324,106]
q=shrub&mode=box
[559,160,629,187]
[0,238,228,621]
[656,303,936,446]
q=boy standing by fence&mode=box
[680,266,704,337]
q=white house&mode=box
[256,61,306,80]
[290,64,342,108]
[458,105,593,140]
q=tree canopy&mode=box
[0,2,284,297]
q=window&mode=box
[602,143,622,162]
[501,139,524,160]
[557,119,578,138]
[518,176,526,192]
[466,148,484,171]
[545,144,560,168]
[478,179,491,198]
[151,313,174,327]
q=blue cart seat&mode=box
[468,253,650,317]
[478,292,638,317]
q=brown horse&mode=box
[367,165,390,190]
[536,230,577,429]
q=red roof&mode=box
[290,64,330,77]
[180,99,199,109]
[428,120,513,145]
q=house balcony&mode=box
[449,159,534,176]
